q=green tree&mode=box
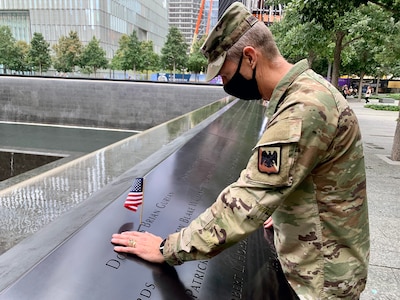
[113,31,143,79]
[9,40,30,74]
[53,31,82,73]
[28,32,52,74]
[295,0,400,87]
[297,0,400,27]
[271,2,332,67]
[278,0,400,86]
[187,36,207,82]
[79,36,108,77]
[126,31,143,77]
[161,27,188,80]
[140,40,159,80]
[287,0,400,162]
[374,21,400,78]
[339,5,393,98]
[112,34,129,76]
[375,21,400,161]
[0,26,16,74]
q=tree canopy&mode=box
[187,36,208,81]
[161,27,188,78]
[7,40,29,74]
[28,32,52,74]
[140,40,159,79]
[0,26,16,74]
[297,0,400,29]
[53,31,82,73]
[274,0,400,160]
[111,31,143,78]
[79,36,108,76]
[273,1,399,88]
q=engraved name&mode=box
[185,260,209,299]
[231,239,248,299]
[138,192,174,231]
[136,282,156,299]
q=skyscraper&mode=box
[168,0,219,50]
[0,0,169,58]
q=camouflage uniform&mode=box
[163,60,370,299]
[163,3,370,299]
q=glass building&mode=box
[0,0,169,58]
[168,0,219,48]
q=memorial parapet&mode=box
[0,100,298,300]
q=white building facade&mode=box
[0,0,169,57]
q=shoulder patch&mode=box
[258,146,281,174]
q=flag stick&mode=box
[138,178,145,228]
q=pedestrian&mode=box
[349,85,354,96]
[111,3,370,299]
[341,84,349,98]
[365,85,372,103]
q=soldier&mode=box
[111,2,370,299]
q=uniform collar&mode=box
[266,59,310,120]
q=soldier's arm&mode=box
[162,97,339,265]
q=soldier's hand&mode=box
[111,231,165,263]
[264,216,273,229]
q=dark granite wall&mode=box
[0,152,62,181]
[0,76,227,130]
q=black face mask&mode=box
[223,55,261,100]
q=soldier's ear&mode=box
[243,46,257,68]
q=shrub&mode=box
[365,104,399,111]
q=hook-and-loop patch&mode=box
[247,117,302,187]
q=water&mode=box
[0,122,136,183]
[0,122,137,254]
[0,151,62,181]
[0,122,136,153]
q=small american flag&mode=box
[124,178,144,212]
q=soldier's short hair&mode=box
[226,22,280,65]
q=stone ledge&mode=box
[379,98,395,103]
[376,154,400,165]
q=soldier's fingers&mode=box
[264,216,273,229]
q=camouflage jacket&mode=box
[163,59,370,299]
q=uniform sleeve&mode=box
[163,100,338,265]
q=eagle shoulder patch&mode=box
[258,146,281,174]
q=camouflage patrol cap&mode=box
[201,2,258,81]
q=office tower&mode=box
[168,0,219,49]
[0,0,169,58]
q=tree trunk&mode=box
[357,72,365,101]
[331,31,346,89]
[391,102,400,161]
[327,61,332,82]
[376,78,380,94]
[307,50,316,67]
[173,61,176,82]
